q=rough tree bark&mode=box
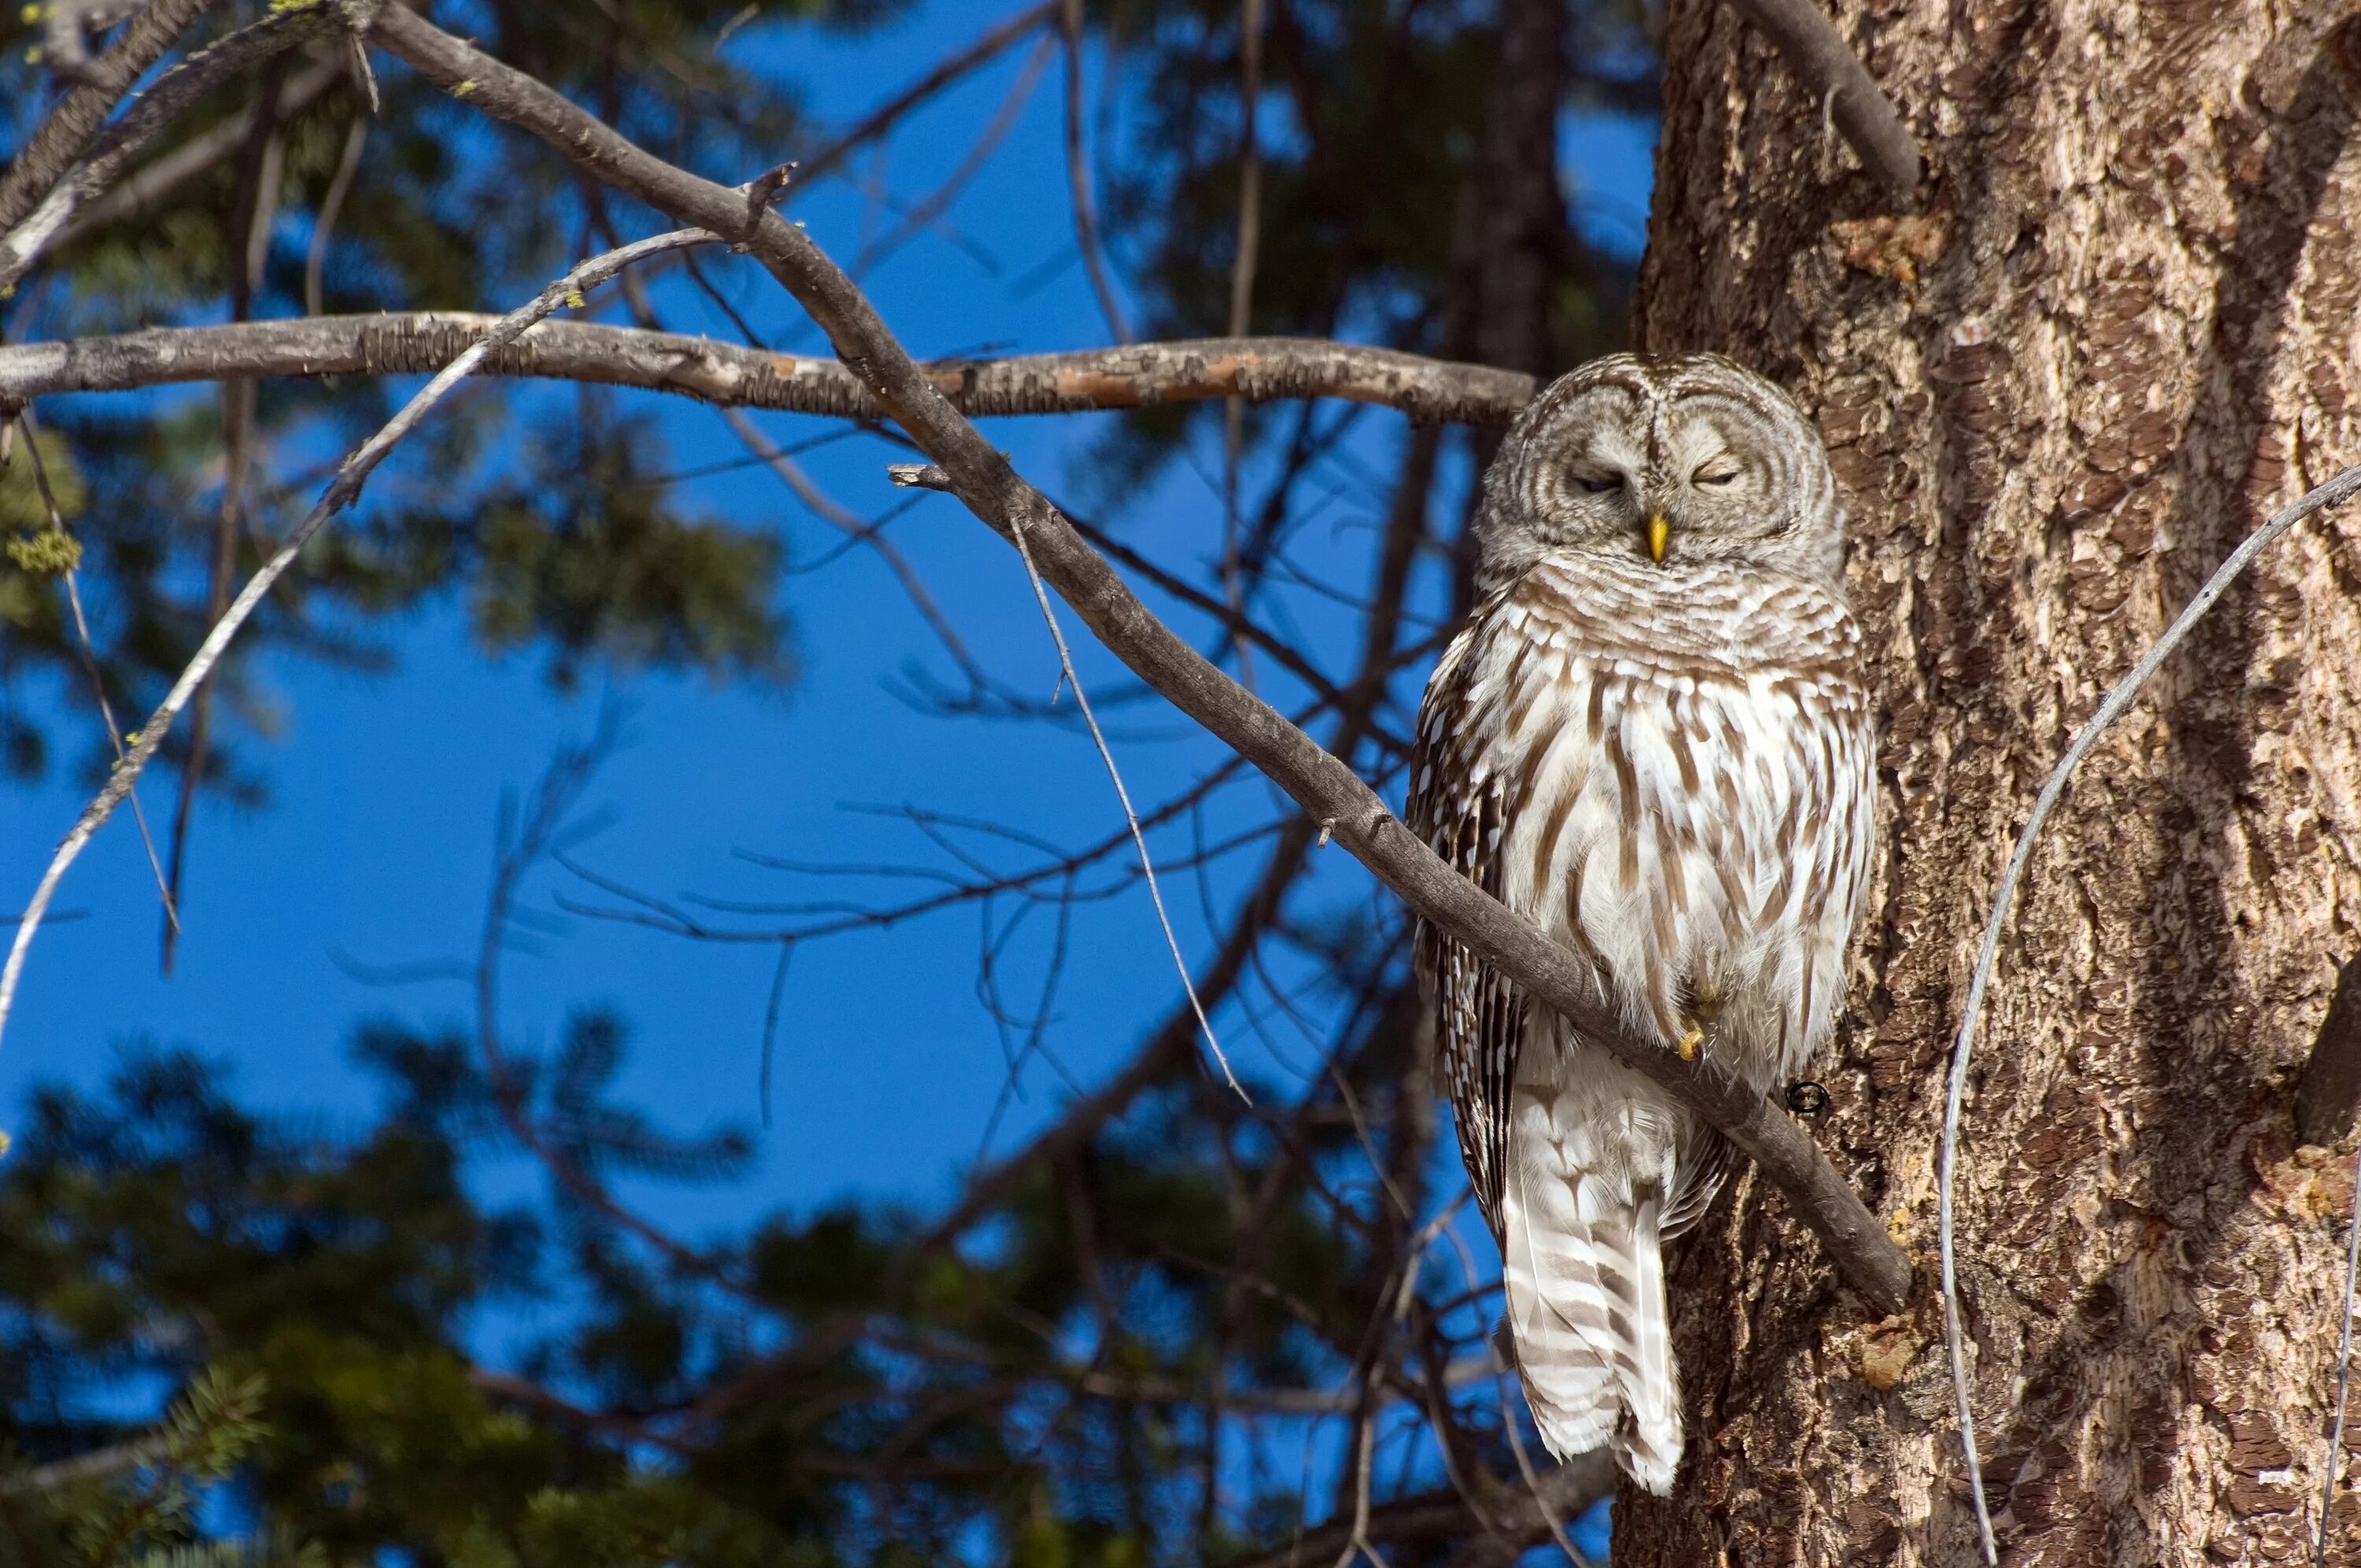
[1624,2,2361,1562]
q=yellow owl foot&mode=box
[1676,1026,1704,1062]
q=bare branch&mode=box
[0,316,1533,426]
[305,116,370,319]
[1935,463,2361,1567]
[1721,0,1922,201]
[58,57,345,254]
[0,227,717,1053]
[899,459,1243,1097]
[0,0,363,291]
[368,2,1913,1315]
[1058,0,1131,341]
[0,0,221,232]
[793,0,1058,190]
[6,409,176,931]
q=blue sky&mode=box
[4,27,1654,1555]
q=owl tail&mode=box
[1499,1167,1683,1495]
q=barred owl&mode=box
[1409,353,1876,1494]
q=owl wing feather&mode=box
[1410,625,1525,1240]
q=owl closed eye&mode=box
[1476,352,1844,590]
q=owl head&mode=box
[1472,352,1845,593]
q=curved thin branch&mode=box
[366,3,1915,1315]
[1057,0,1131,341]
[0,316,1535,425]
[793,0,1058,189]
[1936,463,2361,1568]
[1722,0,1921,201]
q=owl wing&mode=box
[1410,632,1525,1240]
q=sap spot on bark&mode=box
[1828,215,1949,284]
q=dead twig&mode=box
[6,408,176,932]
[1058,0,1132,341]
[892,462,1243,1100]
[1937,463,2361,1568]
[305,117,370,318]
[793,0,1059,190]
[1219,0,1268,695]
[54,58,345,254]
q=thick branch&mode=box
[364,4,1914,1315]
[0,315,1534,426]
[1723,0,1922,200]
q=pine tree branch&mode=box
[0,316,1535,425]
[367,3,1916,1315]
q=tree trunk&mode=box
[1628,2,2361,1562]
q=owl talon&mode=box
[1676,1026,1704,1062]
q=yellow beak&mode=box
[1646,513,1669,563]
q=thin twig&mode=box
[1937,463,2361,1567]
[719,406,985,681]
[0,0,361,290]
[166,69,286,974]
[852,34,1055,275]
[1058,0,1132,342]
[9,410,176,931]
[903,462,1243,1099]
[0,226,716,1051]
[56,57,345,252]
[793,0,1059,189]
[305,118,368,318]
[0,0,220,233]
[1219,0,1267,695]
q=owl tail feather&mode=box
[1499,1167,1682,1496]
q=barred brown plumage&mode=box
[1410,353,1877,1496]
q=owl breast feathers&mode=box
[1409,352,1877,1494]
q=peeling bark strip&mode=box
[362,6,1916,1312]
[0,318,1534,426]
[1629,0,2361,1561]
